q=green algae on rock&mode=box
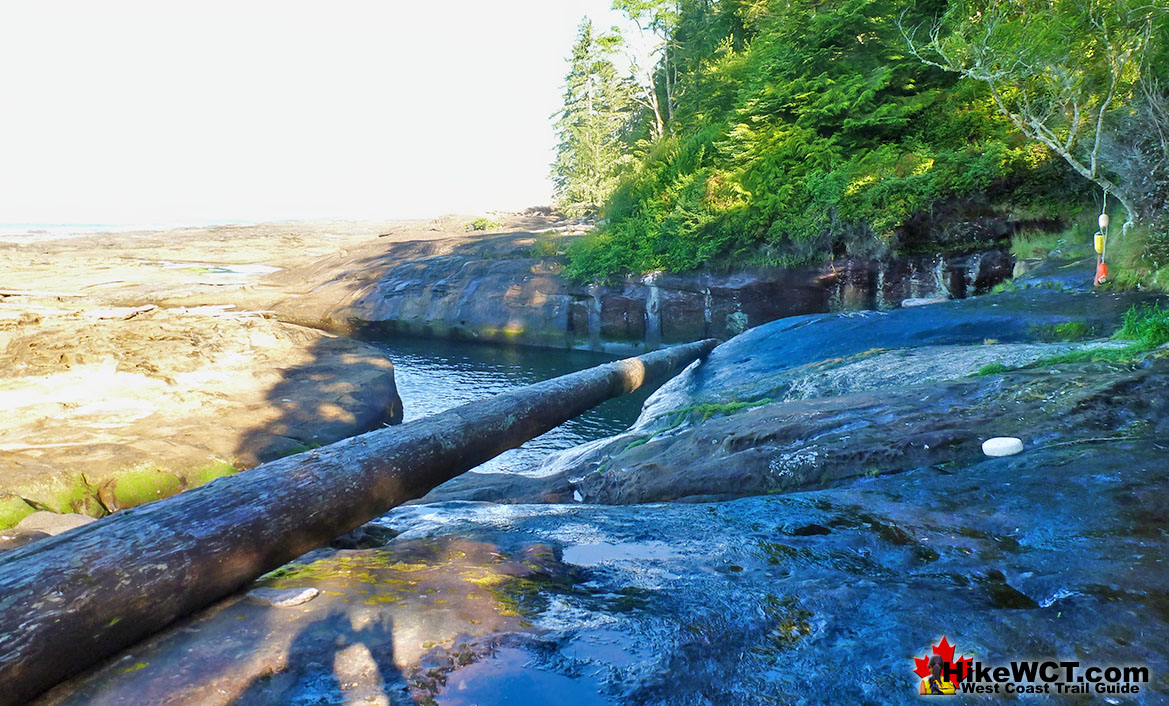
[0,494,34,530]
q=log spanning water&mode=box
[0,339,716,706]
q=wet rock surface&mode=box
[38,437,1169,704]
[571,353,1169,503]
[34,287,1169,705]
[36,538,581,706]
[431,289,1164,504]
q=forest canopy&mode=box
[551,0,1169,280]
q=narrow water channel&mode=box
[369,336,658,475]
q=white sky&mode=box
[0,0,626,226]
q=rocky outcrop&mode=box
[269,232,1015,353]
[0,303,402,525]
[424,289,1166,505]
[27,288,1169,706]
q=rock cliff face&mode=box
[272,231,1014,353]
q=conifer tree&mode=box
[552,19,636,217]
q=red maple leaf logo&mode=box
[913,636,973,682]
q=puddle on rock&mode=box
[434,648,611,706]
[562,541,681,567]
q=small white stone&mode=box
[982,437,1024,457]
[247,587,319,608]
[901,297,948,308]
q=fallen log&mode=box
[0,338,716,705]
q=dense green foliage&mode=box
[554,0,1167,281]
[466,217,501,232]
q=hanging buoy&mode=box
[1095,208,1110,286]
[982,437,1024,457]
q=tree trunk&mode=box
[0,339,717,706]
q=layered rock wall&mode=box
[303,244,1014,353]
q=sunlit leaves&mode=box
[564,0,1094,280]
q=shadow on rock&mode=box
[232,329,404,467]
[231,610,408,706]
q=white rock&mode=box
[982,437,1024,457]
[901,297,949,308]
[247,587,319,608]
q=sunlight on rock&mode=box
[332,643,391,706]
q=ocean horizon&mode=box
[0,220,261,242]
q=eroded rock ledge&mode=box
[269,231,1013,353]
[0,302,402,527]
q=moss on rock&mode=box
[98,468,185,512]
[16,473,106,517]
[188,461,239,487]
[0,494,36,530]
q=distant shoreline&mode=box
[0,211,521,243]
[0,221,255,242]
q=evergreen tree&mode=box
[565,0,1091,280]
[552,19,636,217]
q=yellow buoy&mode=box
[1094,233,1106,255]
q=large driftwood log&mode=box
[0,339,716,705]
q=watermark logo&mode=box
[914,636,970,695]
[911,636,1149,697]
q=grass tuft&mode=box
[1029,321,1095,342]
[1025,303,1169,368]
[1116,302,1169,348]
[974,362,1011,376]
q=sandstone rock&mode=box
[0,307,403,509]
[267,229,1015,353]
[16,511,96,536]
[522,290,1169,504]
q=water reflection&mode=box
[371,337,656,475]
[434,648,611,706]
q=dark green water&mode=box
[369,336,658,476]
